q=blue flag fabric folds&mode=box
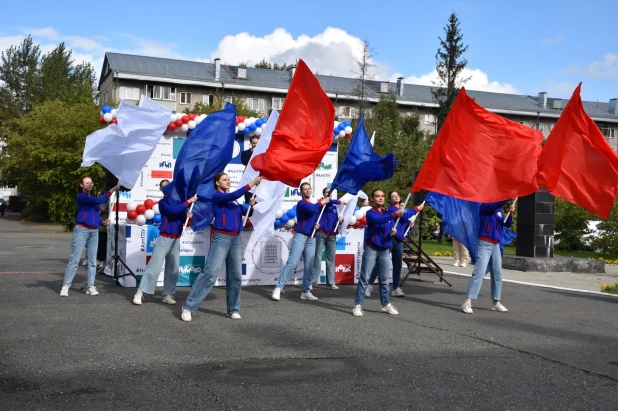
[330,114,397,194]
[425,192,516,265]
[162,103,237,231]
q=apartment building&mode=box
[98,52,618,148]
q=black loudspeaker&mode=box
[410,170,428,206]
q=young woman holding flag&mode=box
[181,173,261,321]
[312,186,344,290]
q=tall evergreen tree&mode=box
[352,39,376,116]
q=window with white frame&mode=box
[537,123,545,132]
[272,97,285,110]
[600,126,616,138]
[339,106,357,118]
[150,85,176,101]
[180,92,192,104]
[223,96,233,103]
[424,114,436,125]
[203,94,215,106]
[246,98,265,111]
[119,86,140,100]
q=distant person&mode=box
[60,177,119,297]
[452,238,470,267]
[0,201,5,217]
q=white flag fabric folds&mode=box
[81,97,170,189]
[336,192,360,233]
[237,111,287,239]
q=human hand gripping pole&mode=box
[403,201,425,238]
[310,197,331,238]
[503,198,518,223]
[391,192,412,236]
[242,175,262,228]
[180,195,198,237]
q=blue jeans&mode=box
[277,232,316,293]
[184,232,242,315]
[355,243,391,306]
[467,239,503,300]
[368,241,404,288]
[63,225,98,287]
[138,236,179,296]
[312,232,336,286]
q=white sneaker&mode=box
[461,263,468,267]
[461,302,473,314]
[230,313,241,320]
[492,301,509,312]
[309,285,313,291]
[392,288,405,297]
[272,287,282,301]
[133,291,143,305]
[453,262,460,267]
[85,286,99,296]
[162,295,176,305]
[181,308,192,322]
[329,285,340,290]
[365,284,373,298]
[352,304,363,317]
[59,285,69,297]
[300,292,318,301]
[381,303,399,315]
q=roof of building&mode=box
[101,52,618,121]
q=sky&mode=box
[1,0,616,102]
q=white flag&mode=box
[237,111,287,239]
[81,97,170,189]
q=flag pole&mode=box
[333,220,340,234]
[503,198,518,223]
[242,192,256,228]
[180,202,195,237]
[391,192,412,236]
[311,204,327,238]
[403,204,423,238]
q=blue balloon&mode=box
[274,219,282,228]
[338,123,346,130]
[146,219,153,225]
[256,119,264,127]
[286,209,296,219]
[153,214,162,224]
[249,123,257,131]
[344,120,351,127]
[102,105,112,114]
[243,127,251,135]
[355,206,360,212]
[280,214,289,224]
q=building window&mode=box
[272,97,285,110]
[180,92,192,105]
[339,106,357,118]
[203,94,215,106]
[246,98,265,111]
[119,86,140,100]
[534,123,544,132]
[600,126,615,139]
[150,86,176,101]
[424,114,436,125]
[380,82,389,93]
[224,96,233,103]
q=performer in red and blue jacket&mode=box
[182,173,261,322]
[312,187,345,290]
[60,176,119,297]
[133,179,197,306]
[353,189,405,317]
[461,199,515,315]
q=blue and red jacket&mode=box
[75,191,111,229]
[390,205,420,241]
[316,198,343,236]
[295,199,323,236]
[478,200,513,244]
[364,207,399,250]
[159,197,191,238]
[212,185,252,236]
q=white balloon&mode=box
[248,131,255,137]
[135,215,146,226]
[152,204,160,214]
[248,117,256,124]
[100,111,104,116]
[237,123,246,131]
[170,113,177,122]
[285,219,295,228]
[255,127,262,136]
[181,124,189,132]
[144,209,155,220]
[235,126,238,134]
[126,218,136,224]
[349,216,357,225]
[243,118,251,127]
[338,130,345,138]
[126,201,138,211]
[275,209,283,219]
[334,121,339,129]
[344,126,352,134]
[333,135,339,143]
[354,210,363,220]
[195,116,203,124]
[111,109,117,118]
[294,217,298,224]
[200,114,207,120]
[188,120,196,129]
[103,113,113,122]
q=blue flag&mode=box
[163,103,237,231]
[425,192,516,265]
[330,114,397,194]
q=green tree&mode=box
[432,11,470,132]
[183,93,260,118]
[352,39,375,115]
[254,58,272,69]
[592,199,618,254]
[554,198,591,250]
[40,43,96,104]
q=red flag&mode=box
[537,83,618,218]
[250,59,335,187]
[411,87,543,202]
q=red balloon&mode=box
[188,113,197,120]
[110,118,118,124]
[181,115,190,124]
[235,118,241,125]
[99,116,106,124]
[345,133,351,139]
[144,199,155,210]
[353,221,362,228]
[168,123,177,131]
[135,204,146,215]
[359,215,367,226]
[127,210,138,220]
[175,119,183,127]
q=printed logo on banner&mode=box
[328,143,337,152]
[125,226,131,237]
[146,226,160,252]
[158,161,172,168]
[228,135,244,165]
[242,264,247,276]
[317,162,333,171]
[251,235,289,274]
[173,137,185,159]
[285,188,301,197]
[119,191,132,200]
[336,237,348,250]
[152,170,173,179]
[335,254,355,284]
[178,256,206,286]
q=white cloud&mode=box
[584,53,618,80]
[541,35,565,45]
[19,26,60,40]
[392,67,519,94]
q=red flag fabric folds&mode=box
[250,59,335,187]
[537,83,618,219]
[411,87,543,202]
